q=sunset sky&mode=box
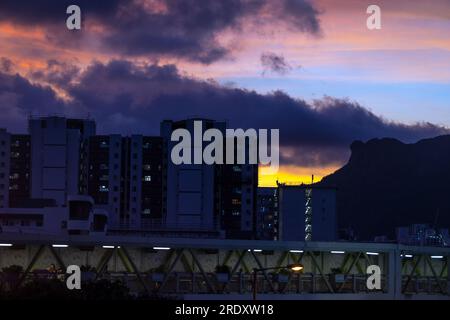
[0,0,449,186]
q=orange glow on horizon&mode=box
[258,165,340,187]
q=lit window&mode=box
[144,164,151,170]
[99,185,109,192]
[144,175,151,182]
[9,173,19,180]
[143,209,151,214]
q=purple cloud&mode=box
[1,60,447,168]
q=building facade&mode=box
[1,116,258,239]
[0,129,10,209]
[161,119,258,239]
[83,134,164,229]
[9,134,31,207]
[257,187,277,240]
[217,163,258,239]
[161,119,222,233]
[277,184,337,242]
[29,116,96,205]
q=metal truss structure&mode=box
[0,234,449,299]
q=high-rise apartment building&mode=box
[277,184,337,241]
[217,163,258,239]
[0,129,10,208]
[257,187,277,240]
[161,119,221,232]
[161,118,258,239]
[1,116,258,239]
[9,134,31,207]
[83,134,163,229]
[0,130,31,208]
[29,116,96,205]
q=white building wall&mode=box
[278,186,305,241]
[0,207,67,235]
[66,129,81,196]
[29,117,94,205]
[161,119,217,230]
[278,186,337,241]
[311,188,337,241]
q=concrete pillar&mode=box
[388,248,402,299]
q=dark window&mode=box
[69,201,92,220]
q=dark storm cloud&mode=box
[68,61,449,165]
[29,60,80,89]
[0,72,64,112]
[1,60,448,166]
[0,0,321,64]
[282,0,322,34]
[0,0,121,25]
[0,71,67,131]
[261,52,293,75]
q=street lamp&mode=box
[289,264,304,272]
[252,263,304,300]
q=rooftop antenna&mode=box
[311,174,314,184]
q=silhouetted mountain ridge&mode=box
[318,135,450,240]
